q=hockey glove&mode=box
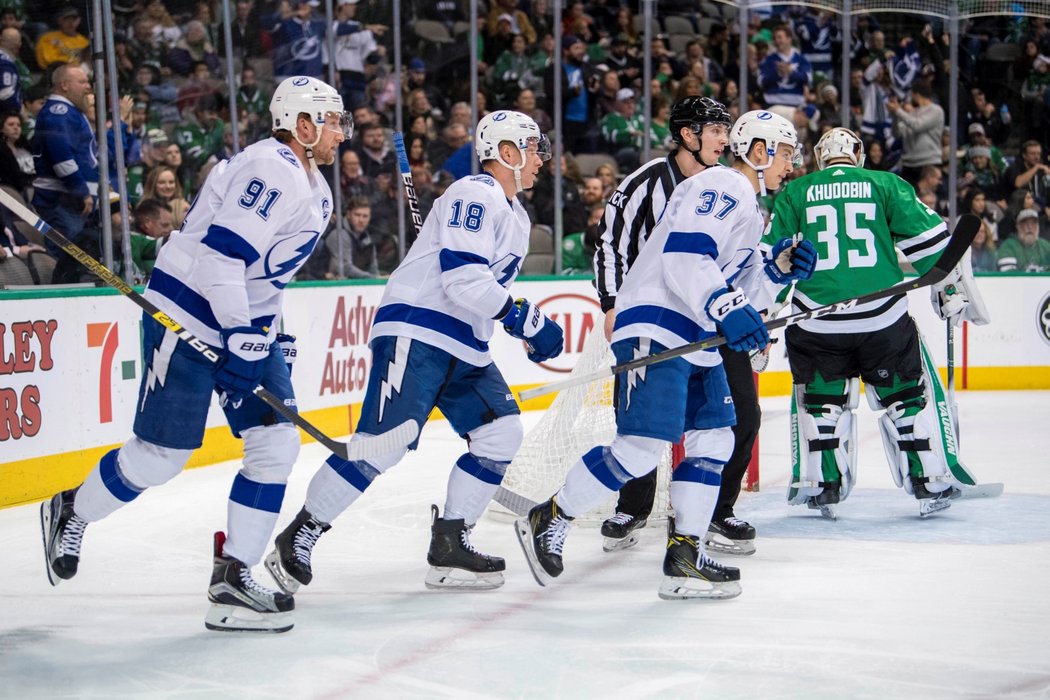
[705,287,769,353]
[276,333,297,375]
[765,237,818,284]
[215,326,269,409]
[502,298,564,363]
[930,255,991,327]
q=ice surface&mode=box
[1,391,1048,698]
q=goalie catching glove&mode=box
[764,237,818,284]
[215,326,269,408]
[501,298,564,363]
[705,287,769,353]
[930,251,991,327]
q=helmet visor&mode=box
[529,134,552,162]
[324,111,354,139]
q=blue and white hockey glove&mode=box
[765,237,818,284]
[501,298,564,363]
[705,287,769,353]
[276,333,297,375]
[215,326,269,409]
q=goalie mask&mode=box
[814,127,866,170]
[475,110,552,192]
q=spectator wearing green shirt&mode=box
[998,208,1050,271]
[172,93,224,195]
[600,87,643,171]
[123,198,173,283]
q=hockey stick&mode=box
[0,189,418,461]
[392,132,424,236]
[519,214,981,402]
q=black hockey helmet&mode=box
[669,96,732,145]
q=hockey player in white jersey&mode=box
[39,76,352,633]
[516,110,817,600]
[264,110,560,594]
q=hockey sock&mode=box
[669,458,724,537]
[305,455,379,524]
[557,446,636,518]
[444,453,508,524]
[224,473,285,565]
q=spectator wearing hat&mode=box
[604,34,641,88]
[485,13,518,65]
[965,122,1006,172]
[545,34,596,154]
[487,0,537,45]
[600,87,643,171]
[333,0,386,110]
[404,57,447,125]
[34,6,88,70]
[1021,54,1050,143]
[997,208,1050,271]
[126,128,169,204]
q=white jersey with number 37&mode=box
[144,138,333,346]
[371,173,531,366]
[611,166,775,366]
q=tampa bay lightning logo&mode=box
[321,197,331,221]
[491,253,521,287]
[253,231,320,288]
[758,111,773,120]
[493,112,508,121]
[292,76,309,86]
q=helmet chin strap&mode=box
[295,121,325,173]
[738,150,771,197]
[497,147,528,193]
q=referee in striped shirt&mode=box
[594,97,764,556]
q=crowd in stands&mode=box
[1,0,1050,288]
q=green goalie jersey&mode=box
[763,164,948,334]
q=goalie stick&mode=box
[0,188,418,461]
[519,214,981,402]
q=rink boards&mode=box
[1,273,1047,507]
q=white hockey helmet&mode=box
[270,76,353,139]
[814,127,866,170]
[729,109,802,170]
[475,110,551,191]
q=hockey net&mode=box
[490,328,674,526]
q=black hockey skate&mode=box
[806,482,841,521]
[704,515,757,556]
[206,532,294,633]
[40,488,87,586]
[425,505,505,591]
[915,481,962,518]
[659,520,741,600]
[600,512,648,552]
[514,497,574,586]
[264,507,331,594]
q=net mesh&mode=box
[490,329,673,526]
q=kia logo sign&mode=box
[531,293,602,373]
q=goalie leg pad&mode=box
[788,378,858,505]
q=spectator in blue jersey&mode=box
[30,63,99,284]
[546,34,595,154]
[759,25,813,115]
[268,0,326,82]
[795,10,839,83]
[0,28,23,114]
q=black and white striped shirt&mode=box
[594,153,688,311]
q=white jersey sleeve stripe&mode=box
[439,248,489,270]
[202,224,263,265]
[664,230,719,258]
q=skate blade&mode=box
[807,501,838,520]
[703,532,756,556]
[263,549,301,595]
[204,604,293,633]
[602,533,640,553]
[39,499,62,587]
[658,577,742,601]
[919,499,953,518]
[513,518,552,587]
[424,566,504,591]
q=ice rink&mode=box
[1,390,1048,699]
